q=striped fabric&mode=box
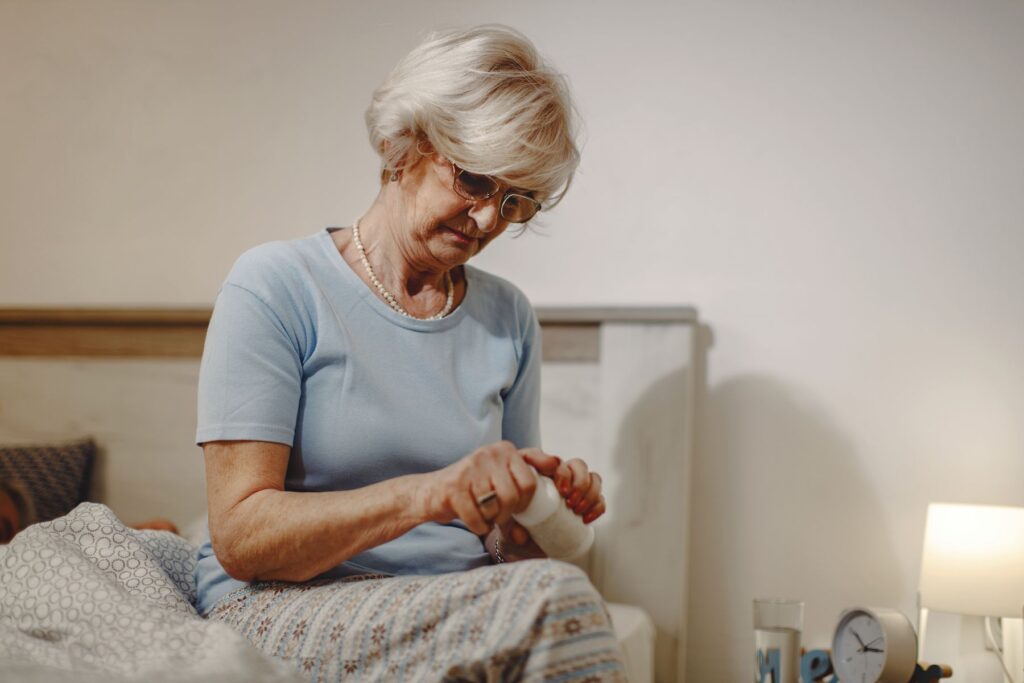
[206,559,627,682]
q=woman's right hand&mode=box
[426,441,561,535]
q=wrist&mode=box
[405,473,442,528]
[410,471,448,524]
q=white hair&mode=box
[365,24,581,210]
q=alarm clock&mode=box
[831,607,917,683]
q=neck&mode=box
[356,200,448,298]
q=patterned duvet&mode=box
[0,503,624,682]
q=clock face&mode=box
[833,611,887,683]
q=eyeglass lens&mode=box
[499,194,536,223]
[455,170,500,200]
[454,169,539,223]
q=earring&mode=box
[389,170,399,182]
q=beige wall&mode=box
[3,1,1023,680]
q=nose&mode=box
[467,194,504,234]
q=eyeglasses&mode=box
[450,163,542,224]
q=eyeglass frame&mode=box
[449,162,542,224]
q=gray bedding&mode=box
[0,503,300,682]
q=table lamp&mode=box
[919,503,1024,683]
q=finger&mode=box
[575,490,603,518]
[508,455,538,512]
[563,459,591,505]
[500,519,531,547]
[582,499,606,525]
[574,473,603,516]
[473,441,517,472]
[554,461,574,497]
[520,448,561,476]
[567,471,594,510]
[510,521,530,546]
[472,480,502,525]
[453,490,491,536]
[488,471,519,527]
[475,490,500,521]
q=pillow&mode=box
[0,476,37,542]
[0,439,96,523]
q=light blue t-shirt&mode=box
[194,227,541,614]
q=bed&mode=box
[0,306,698,682]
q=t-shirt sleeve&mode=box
[501,302,542,450]
[196,281,303,446]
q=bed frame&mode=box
[0,306,698,682]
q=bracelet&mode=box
[494,535,507,564]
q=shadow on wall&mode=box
[603,364,691,683]
[685,324,903,682]
[585,319,704,682]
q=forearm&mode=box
[215,473,432,583]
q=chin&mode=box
[445,247,476,266]
[432,230,478,261]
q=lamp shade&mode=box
[919,503,1024,618]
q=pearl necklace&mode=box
[351,220,454,320]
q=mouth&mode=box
[443,225,478,245]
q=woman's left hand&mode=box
[496,448,606,556]
[549,455,606,525]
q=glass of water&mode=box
[754,598,803,683]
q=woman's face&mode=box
[394,152,513,270]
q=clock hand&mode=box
[852,629,867,648]
[865,646,884,654]
[865,637,883,647]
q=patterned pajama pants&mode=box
[206,559,628,683]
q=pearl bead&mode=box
[351,220,455,320]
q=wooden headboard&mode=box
[0,306,698,682]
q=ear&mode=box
[415,137,436,157]
[380,136,436,179]
[378,137,409,183]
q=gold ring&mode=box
[475,490,499,520]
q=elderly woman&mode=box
[195,25,625,681]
